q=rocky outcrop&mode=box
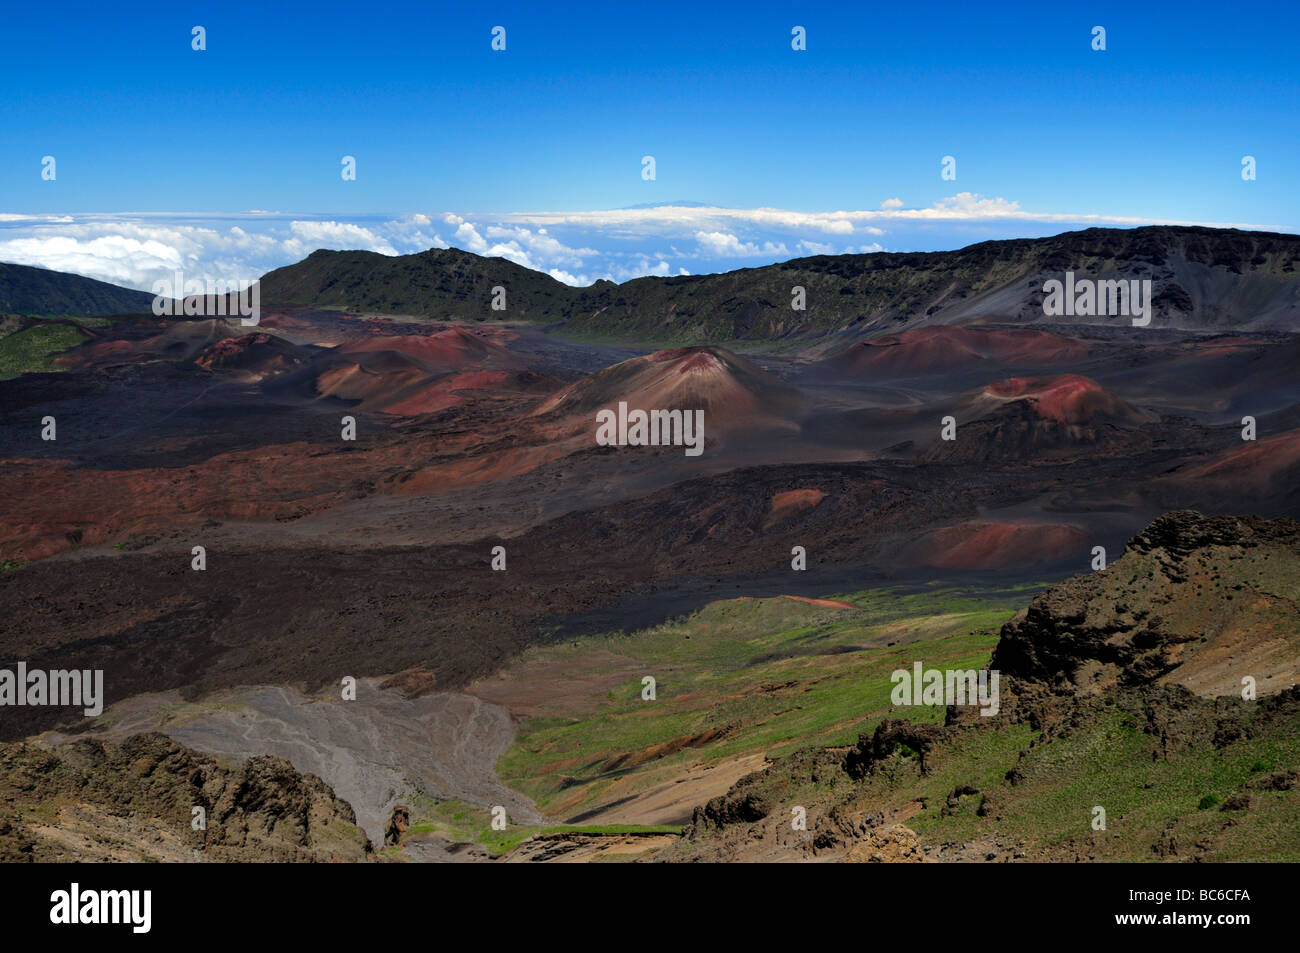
[384,805,410,847]
[843,719,949,779]
[1126,510,1300,557]
[990,511,1300,695]
[843,825,927,863]
[0,732,371,862]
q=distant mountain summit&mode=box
[256,247,572,322]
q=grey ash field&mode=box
[0,225,1297,862]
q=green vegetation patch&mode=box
[497,582,1042,819]
[851,699,1300,861]
[397,798,679,856]
[0,322,88,379]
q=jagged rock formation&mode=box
[992,510,1300,696]
[0,732,371,862]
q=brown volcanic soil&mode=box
[912,373,1184,466]
[5,316,1300,751]
[51,318,239,370]
[1,444,1247,742]
[1,313,1289,571]
[0,436,438,561]
[1086,333,1300,419]
[1169,428,1300,496]
[0,338,802,562]
[4,417,1297,743]
[4,306,1300,862]
[919,399,1171,466]
[0,454,1110,739]
[0,540,639,740]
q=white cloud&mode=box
[452,219,488,253]
[880,198,904,210]
[284,220,398,257]
[694,231,789,258]
[482,225,596,267]
[0,234,185,287]
[591,258,678,282]
[548,268,585,284]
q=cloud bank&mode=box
[0,197,1269,293]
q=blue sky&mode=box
[2,0,1297,289]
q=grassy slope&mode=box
[390,796,680,858]
[478,571,1295,861]
[495,583,1038,821]
[722,691,1300,862]
[0,322,88,379]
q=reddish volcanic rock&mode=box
[820,326,1092,378]
[765,488,827,528]
[257,311,314,329]
[980,374,1143,425]
[313,326,546,415]
[1175,429,1300,492]
[192,333,308,377]
[531,346,805,434]
[900,521,1092,571]
[921,374,1157,464]
[381,369,554,416]
[314,359,435,410]
[0,437,432,562]
[53,337,155,369]
[315,358,558,416]
[338,326,516,372]
[55,319,248,370]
